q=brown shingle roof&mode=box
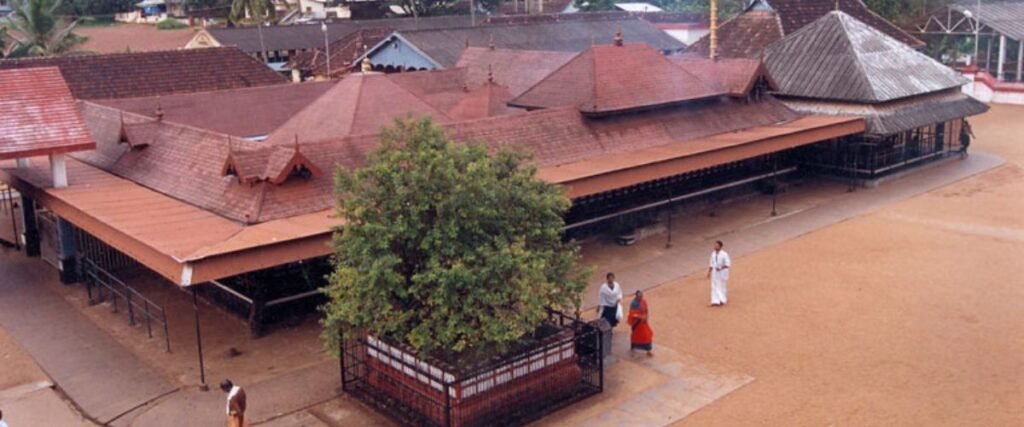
[0,47,286,100]
[768,0,925,48]
[687,3,785,58]
[454,47,577,96]
[669,56,774,96]
[0,67,96,160]
[509,43,725,114]
[94,81,334,138]
[263,73,453,145]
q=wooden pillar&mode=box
[247,274,267,339]
[997,34,1007,81]
[986,35,993,74]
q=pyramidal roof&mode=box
[509,42,725,114]
[764,11,964,103]
[264,73,451,145]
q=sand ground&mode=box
[548,105,1024,426]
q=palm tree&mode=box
[4,0,85,57]
[229,0,274,62]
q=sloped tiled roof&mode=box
[387,18,686,68]
[447,80,518,120]
[0,47,286,100]
[510,43,724,114]
[95,81,334,138]
[263,73,453,145]
[454,47,576,96]
[768,0,925,48]
[205,16,474,53]
[669,56,774,96]
[0,67,96,160]
[687,0,785,58]
[764,12,965,103]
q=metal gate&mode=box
[36,209,60,269]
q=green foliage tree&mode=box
[228,0,274,25]
[322,118,589,357]
[0,27,8,58]
[651,0,746,20]
[59,0,136,17]
[4,0,86,57]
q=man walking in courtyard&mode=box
[707,240,731,306]
[221,379,246,427]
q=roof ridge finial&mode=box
[487,64,493,83]
[154,102,164,121]
[488,34,495,50]
[465,37,470,49]
[361,56,371,74]
[294,134,300,153]
[227,135,234,154]
[614,26,623,46]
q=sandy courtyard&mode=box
[547,105,1024,426]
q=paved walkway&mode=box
[580,153,1004,309]
[0,250,177,424]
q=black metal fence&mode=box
[80,257,171,352]
[340,311,603,427]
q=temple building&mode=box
[763,11,988,180]
[0,32,872,349]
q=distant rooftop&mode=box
[0,47,286,100]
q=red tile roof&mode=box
[94,81,334,138]
[447,80,518,120]
[509,43,725,114]
[454,47,577,96]
[669,56,775,96]
[263,72,454,145]
[0,47,286,100]
[687,6,785,58]
[0,67,96,160]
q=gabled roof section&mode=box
[688,0,785,58]
[223,141,323,185]
[768,0,925,48]
[0,67,96,160]
[764,11,965,103]
[119,120,161,149]
[0,48,286,100]
[509,43,724,114]
[264,73,452,145]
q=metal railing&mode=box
[81,257,171,352]
[341,312,603,427]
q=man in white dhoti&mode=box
[707,240,731,306]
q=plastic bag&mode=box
[615,303,623,321]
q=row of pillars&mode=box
[985,34,1024,82]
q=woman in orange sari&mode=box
[628,290,653,356]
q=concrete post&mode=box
[15,158,31,168]
[1018,39,1023,81]
[20,196,40,257]
[997,34,1007,81]
[49,154,68,189]
[56,217,78,284]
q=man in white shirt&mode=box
[706,240,731,306]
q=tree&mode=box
[4,0,86,57]
[651,0,746,20]
[59,0,136,17]
[0,27,7,58]
[322,118,589,357]
[228,0,274,25]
